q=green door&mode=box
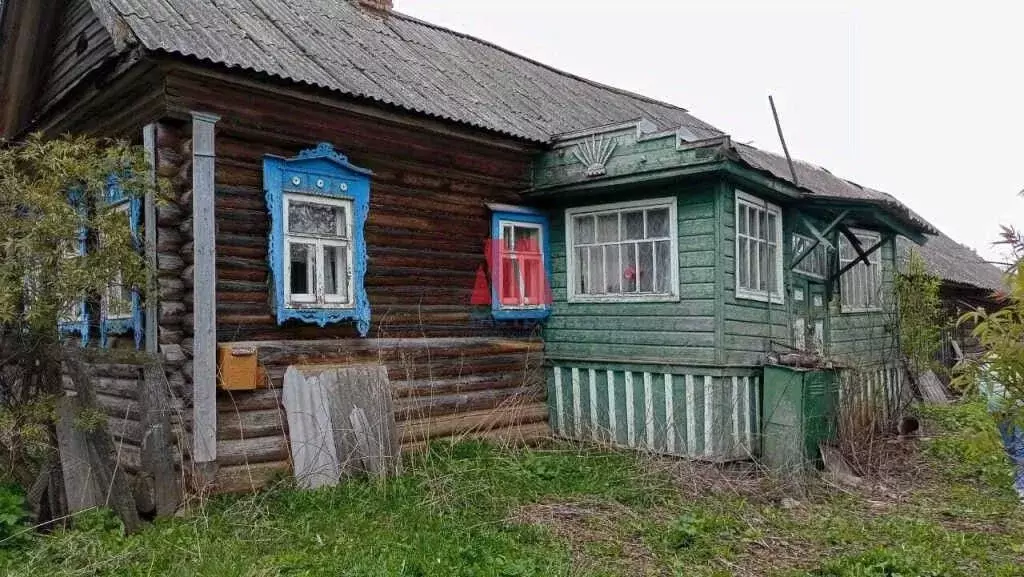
[791,276,828,354]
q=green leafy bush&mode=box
[0,484,26,545]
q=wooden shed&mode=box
[0,0,971,497]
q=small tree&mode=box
[0,134,155,517]
[953,226,1020,423]
[895,249,944,377]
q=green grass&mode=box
[2,402,1022,576]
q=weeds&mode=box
[0,402,1020,576]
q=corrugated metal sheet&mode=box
[88,0,723,142]
[732,142,935,233]
[897,232,1006,293]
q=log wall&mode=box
[212,337,548,493]
[154,120,194,405]
[165,67,541,341]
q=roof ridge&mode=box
[387,9,692,115]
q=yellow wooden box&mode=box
[217,345,261,391]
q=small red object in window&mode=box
[623,266,637,281]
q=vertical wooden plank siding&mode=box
[544,185,718,363]
[548,364,761,461]
[191,111,220,465]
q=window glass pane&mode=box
[646,208,670,238]
[107,274,132,318]
[622,243,637,293]
[289,200,345,236]
[501,257,520,303]
[588,246,605,294]
[623,211,644,240]
[289,243,315,296]
[767,212,777,243]
[523,257,543,304]
[738,237,749,290]
[514,226,540,253]
[748,206,758,240]
[737,204,748,235]
[323,245,349,301]
[655,240,671,293]
[574,216,595,245]
[596,214,618,243]
[637,242,654,292]
[757,241,767,292]
[576,247,589,294]
[766,244,777,294]
[603,244,621,294]
[503,225,515,250]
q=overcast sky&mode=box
[399,0,1023,263]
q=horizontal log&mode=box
[399,403,548,444]
[157,204,184,227]
[394,385,544,422]
[403,422,551,454]
[234,337,542,365]
[213,460,290,494]
[95,392,139,420]
[216,435,290,467]
[217,388,282,413]
[218,408,286,441]
[157,254,185,272]
[93,376,140,399]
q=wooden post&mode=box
[139,363,179,515]
[143,124,159,354]
[191,112,220,473]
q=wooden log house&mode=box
[1,0,984,493]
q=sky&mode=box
[398,0,1024,264]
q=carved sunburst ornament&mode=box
[572,135,617,177]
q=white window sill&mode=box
[567,293,680,304]
[735,289,785,305]
[840,307,883,314]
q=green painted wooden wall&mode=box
[545,182,719,364]
[542,178,900,370]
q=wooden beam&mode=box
[832,235,887,281]
[873,211,928,245]
[837,225,869,264]
[191,111,220,468]
[143,124,159,354]
[790,210,848,271]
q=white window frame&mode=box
[101,203,133,321]
[734,190,784,304]
[565,197,679,304]
[496,220,546,310]
[282,193,355,309]
[792,233,830,280]
[839,230,883,313]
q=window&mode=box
[839,231,882,312]
[264,143,372,335]
[102,203,133,321]
[735,191,783,303]
[566,198,678,302]
[284,195,353,307]
[489,207,550,319]
[58,214,89,344]
[792,233,830,279]
[100,184,142,349]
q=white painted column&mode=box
[191,111,220,466]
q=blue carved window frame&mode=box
[100,176,143,349]
[263,143,373,336]
[490,206,552,321]
[58,189,90,344]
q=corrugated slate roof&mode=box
[89,0,723,142]
[732,142,935,233]
[898,233,1006,293]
